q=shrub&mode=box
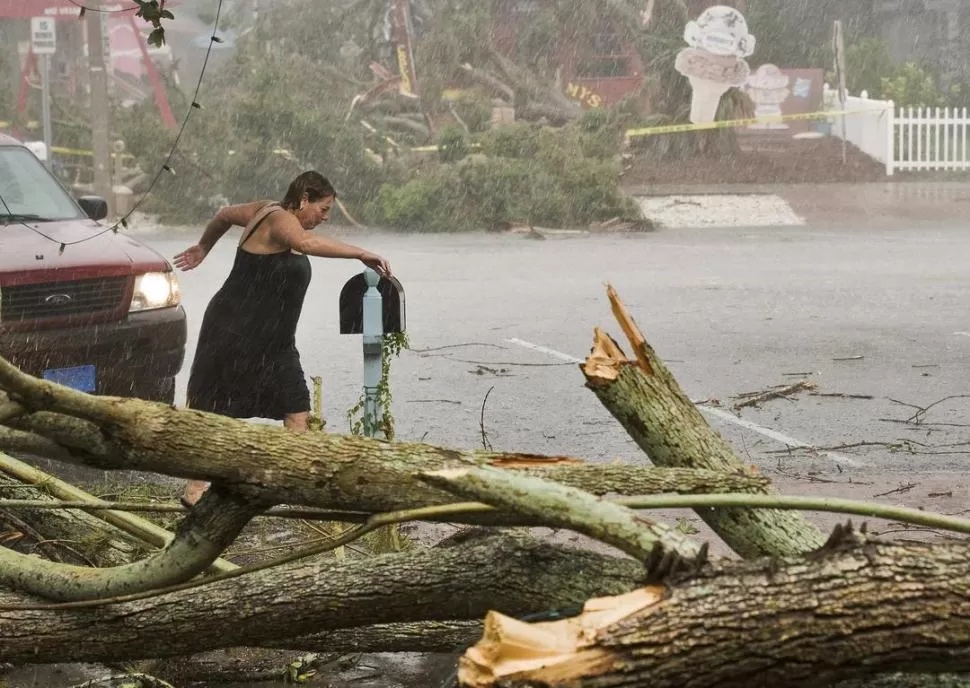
[452,92,493,134]
[479,123,542,159]
[881,63,945,108]
[437,125,470,163]
[372,151,639,232]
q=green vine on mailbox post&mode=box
[347,331,409,440]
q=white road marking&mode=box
[505,338,586,363]
[505,337,867,468]
[954,332,970,337]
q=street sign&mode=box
[30,16,56,54]
[832,20,848,165]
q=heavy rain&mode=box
[2,1,970,686]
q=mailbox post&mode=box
[361,269,383,437]
[339,269,406,439]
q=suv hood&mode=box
[0,218,171,285]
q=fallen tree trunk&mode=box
[0,534,643,664]
[0,385,768,520]
[5,528,970,687]
[460,538,970,688]
[581,286,825,558]
[460,63,515,101]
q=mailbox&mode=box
[339,273,406,335]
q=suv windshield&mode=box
[0,146,85,222]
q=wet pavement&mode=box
[7,220,970,686]
[148,223,970,479]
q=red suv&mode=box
[0,134,186,403]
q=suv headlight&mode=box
[130,271,181,312]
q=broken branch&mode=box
[732,379,816,409]
[582,285,826,558]
[421,467,707,577]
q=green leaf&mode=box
[147,28,166,48]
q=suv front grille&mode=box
[1,277,129,323]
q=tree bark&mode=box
[264,620,483,654]
[581,286,825,558]
[0,534,643,664]
[422,467,706,576]
[0,451,235,573]
[459,540,970,688]
[0,363,769,521]
[0,472,143,568]
[0,485,262,601]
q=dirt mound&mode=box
[623,136,889,186]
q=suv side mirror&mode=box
[78,196,109,221]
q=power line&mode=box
[106,0,225,234]
[2,0,225,254]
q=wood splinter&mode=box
[458,587,665,688]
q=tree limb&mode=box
[421,467,707,578]
[460,63,514,102]
[0,485,261,601]
[0,451,236,574]
[0,357,134,426]
[263,620,483,654]
[0,473,144,568]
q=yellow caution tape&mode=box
[0,120,40,129]
[624,107,887,138]
[411,142,483,153]
[51,146,95,156]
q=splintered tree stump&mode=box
[581,285,825,558]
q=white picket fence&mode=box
[824,86,970,176]
[893,106,970,173]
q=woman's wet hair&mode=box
[281,171,336,210]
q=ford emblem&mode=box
[44,293,73,306]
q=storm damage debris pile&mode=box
[0,287,970,686]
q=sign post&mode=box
[833,20,848,165]
[30,17,56,170]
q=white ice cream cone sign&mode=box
[675,5,756,124]
[746,64,791,129]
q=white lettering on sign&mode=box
[31,17,57,54]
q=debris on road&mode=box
[732,379,817,410]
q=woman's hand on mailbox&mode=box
[359,251,391,277]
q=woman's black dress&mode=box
[187,206,312,420]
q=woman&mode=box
[174,171,390,505]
